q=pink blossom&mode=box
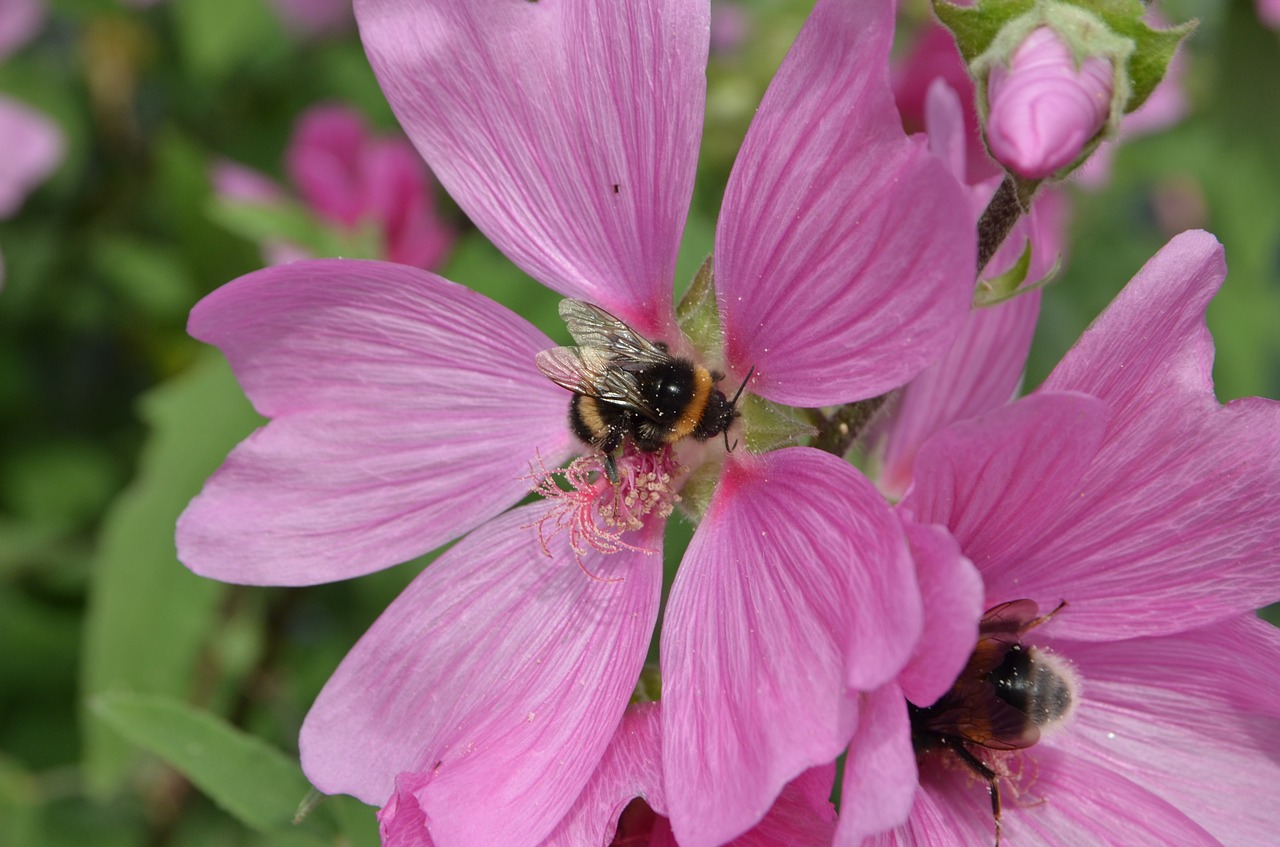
[874,79,1069,498]
[840,231,1280,844]
[1260,0,1280,28]
[894,21,1002,185]
[180,0,976,843]
[211,104,454,269]
[269,0,353,38]
[0,0,42,59]
[0,95,63,219]
[378,703,839,846]
[986,27,1113,180]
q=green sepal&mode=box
[933,0,1035,63]
[974,238,1033,306]
[631,663,663,703]
[934,0,1194,116]
[676,456,723,524]
[1073,0,1194,113]
[675,254,726,365]
[740,394,816,455]
[975,244,1062,308]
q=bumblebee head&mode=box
[695,367,753,450]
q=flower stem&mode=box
[976,174,1037,273]
[810,394,890,457]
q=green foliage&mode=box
[92,693,315,835]
[0,0,1276,844]
[81,351,261,795]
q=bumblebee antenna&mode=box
[723,366,755,454]
[730,366,755,407]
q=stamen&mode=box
[525,448,682,573]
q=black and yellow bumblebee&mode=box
[536,299,750,482]
[909,599,1075,846]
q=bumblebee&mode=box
[909,599,1075,846]
[536,299,749,481]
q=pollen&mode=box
[525,447,682,566]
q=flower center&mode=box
[527,446,683,565]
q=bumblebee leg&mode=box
[953,745,1002,847]
[599,428,624,485]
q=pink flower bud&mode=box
[986,26,1113,180]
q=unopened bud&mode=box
[985,26,1112,180]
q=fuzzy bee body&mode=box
[537,300,742,478]
[910,600,1075,846]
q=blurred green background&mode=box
[1,0,1276,844]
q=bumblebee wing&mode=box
[535,346,660,417]
[558,299,671,367]
[923,681,1041,752]
[979,599,1042,642]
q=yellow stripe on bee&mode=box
[668,366,713,442]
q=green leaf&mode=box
[172,0,286,82]
[90,235,200,323]
[207,198,382,262]
[81,350,263,796]
[91,693,316,836]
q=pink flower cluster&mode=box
[178,1,1280,846]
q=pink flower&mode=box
[0,0,42,58]
[986,27,1113,180]
[874,79,1069,498]
[379,703,839,846]
[211,104,454,269]
[179,0,975,844]
[0,95,63,219]
[840,231,1280,844]
[0,0,64,285]
[1260,0,1280,29]
[269,0,353,38]
[894,22,1001,185]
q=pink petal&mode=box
[1021,231,1280,635]
[661,447,920,847]
[894,23,997,184]
[270,0,354,38]
[540,702,665,847]
[354,0,709,334]
[0,0,42,60]
[378,772,435,847]
[994,747,1219,846]
[1047,616,1280,846]
[285,104,368,227]
[717,0,974,405]
[209,159,288,206]
[902,391,1111,609]
[894,519,983,708]
[301,504,663,847]
[178,260,574,585]
[878,746,1219,846]
[834,683,917,846]
[1261,0,1280,28]
[0,96,64,218]
[728,765,837,847]
[877,292,1040,499]
[865,758,998,847]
